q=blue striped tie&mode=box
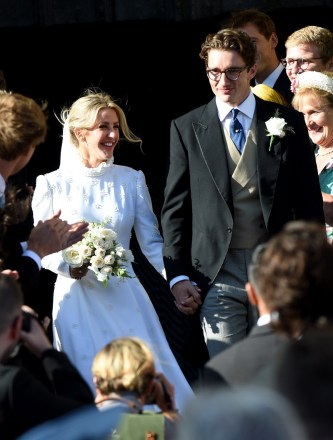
[230,108,245,154]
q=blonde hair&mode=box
[285,26,333,62]
[92,337,156,396]
[60,89,142,149]
[0,91,47,161]
[251,84,288,106]
[292,71,333,111]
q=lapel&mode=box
[193,98,232,208]
[274,70,294,105]
[255,97,285,223]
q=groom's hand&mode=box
[171,280,201,315]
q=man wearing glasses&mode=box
[161,28,324,361]
[284,25,333,84]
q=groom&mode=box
[161,28,324,359]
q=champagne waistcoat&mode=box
[224,114,268,248]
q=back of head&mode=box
[0,273,23,335]
[199,28,257,69]
[252,84,288,106]
[248,221,333,337]
[92,337,155,396]
[285,26,333,61]
[0,91,47,161]
[176,386,306,440]
[229,8,276,39]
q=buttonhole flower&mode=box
[265,109,295,152]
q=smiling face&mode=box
[77,108,119,167]
[297,93,333,148]
[207,49,256,106]
[285,43,330,82]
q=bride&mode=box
[31,89,194,412]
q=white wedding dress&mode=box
[31,155,194,412]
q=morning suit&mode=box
[273,69,293,105]
[202,324,289,387]
[161,94,324,358]
[0,349,95,440]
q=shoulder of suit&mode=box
[174,98,215,123]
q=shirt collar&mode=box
[257,313,272,326]
[216,91,256,122]
[256,62,284,88]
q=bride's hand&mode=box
[70,264,89,280]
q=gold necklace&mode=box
[317,146,333,156]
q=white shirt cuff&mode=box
[170,275,190,289]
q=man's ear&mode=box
[246,282,258,306]
[22,143,35,157]
[10,314,23,341]
[270,32,278,49]
[248,64,257,81]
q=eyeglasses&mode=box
[281,57,324,70]
[206,66,247,81]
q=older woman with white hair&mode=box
[292,70,333,240]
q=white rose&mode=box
[62,247,84,267]
[90,255,105,269]
[81,245,92,258]
[104,228,117,240]
[104,254,115,265]
[103,237,113,250]
[95,247,106,258]
[100,266,113,276]
[92,237,105,249]
[116,246,126,259]
[265,117,287,138]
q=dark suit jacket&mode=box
[251,69,293,105]
[161,96,324,294]
[3,245,40,307]
[202,324,289,387]
[0,349,95,440]
[273,69,293,105]
[0,171,40,307]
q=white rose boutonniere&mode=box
[62,222,134,287]
[265,109,295,152]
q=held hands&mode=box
[171,280,202,315]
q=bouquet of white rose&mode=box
[62,222,134,287]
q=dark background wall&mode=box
[1,3,332,216]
